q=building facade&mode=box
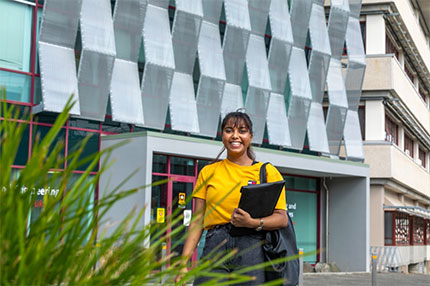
[354,0,430,273]
[13,0,430,273]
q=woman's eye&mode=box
[239,129,248,134]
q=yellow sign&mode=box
[179,192,186,206]
[157,208,165,223]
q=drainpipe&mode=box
[322,177,330,263]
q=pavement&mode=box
[303,272,429,286]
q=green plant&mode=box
[0,89,315,285]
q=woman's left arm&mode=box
[231,208,287,230]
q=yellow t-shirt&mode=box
[193,159,287,230]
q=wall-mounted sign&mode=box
[184,210,191,226]
[157,208,165,223]
[178,192,186,208]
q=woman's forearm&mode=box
[232,208,287,230]
[180,198,205,265]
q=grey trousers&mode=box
[193,224,266,285]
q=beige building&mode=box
[359,0,430,274]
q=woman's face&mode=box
[222,119,253,158]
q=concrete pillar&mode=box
[398,125,404,149]
[413,140,419,160]
[413,76,419,90]
[366,14,386,54]
[370,185,384,246]
[365,100,385,141]
[426,152,430,172]
[327,177,369,272]
[398,50,405,69]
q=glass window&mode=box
[426,220,430,245]
[404,133,414,158]
[0,118,29,166]
[395,212,410,245]
[358,106,365,140]
[385,116,398,145]
[15,124,30,166]
[197,159,211,174]
[404,63,415,84]
[418,148,426,168]
[170,156,194,176]
[101,117,131,133]
[29,172,62,225]
[0,70,31,103]
[35,7,42,74]
[69,118,100,130]
[153,154,167,173]
[412,216,425,245]
[67,130,99,172]
[150,174,168,271]
[34,111,58,124]
[384,211,393,245]
[65,173,95,243]
[418,85,427,102]
[32,124,66,168]
[0,1,32,72]
[34,76,41,105]
[286,190,318,263]
[285,175,317,191]
[385,34,399,60]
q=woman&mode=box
[176,111,287,285]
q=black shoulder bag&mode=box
[260,163,300,286]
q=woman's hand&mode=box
[174,266,188,284]
[231,208,258,228]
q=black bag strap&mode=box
[260,162,270,184]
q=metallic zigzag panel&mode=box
[110,0,146,125]
[140,4,174,130]
[169,0,203,133]
[78,0,116,121]
[307,2,331,153]
[38,0,81,115]
[38,0,366,160]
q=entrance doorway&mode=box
[151,154,210,266]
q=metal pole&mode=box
[299,248,304,286]
[161,242,167,284]
[371,252,377,286]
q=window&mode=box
[385,34,399,60]
[404,63,415,84]
[418,148,426,168]
[384,211,394,245]
[358,106,365,140]
[426,220,430,245]
[283,175,319,263]
[385,116,398,145]
[0,70,31,103]
[418,85,428,102]
[404,133,414,158]
[412,216,425,245]
[395,212,410,245]
[0,1,32,72]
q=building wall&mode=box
[370,185,385,247]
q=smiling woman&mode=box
[176,111,288,285]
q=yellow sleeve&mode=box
[266,164,287,210]
[192,167,207,200]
